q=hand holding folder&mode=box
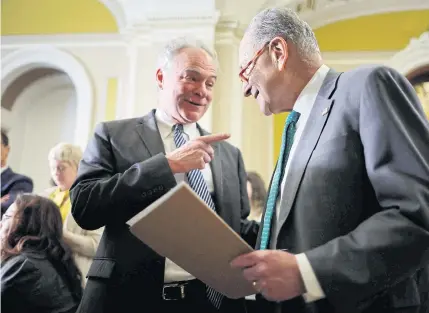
[127,182,256,298]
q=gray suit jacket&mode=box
[70,110,258,313]
[257,66,429,313]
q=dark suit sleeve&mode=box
[305,67,429,311]
[237,150,259,247]
[70,122,177,230]
[1,177,33,215]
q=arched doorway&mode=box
[1,46,94,192]
[2,69,77,192]
[1,46,94,149]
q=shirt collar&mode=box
[154,109,198,140]
[293,64,330,117]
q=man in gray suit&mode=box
[70,38,258,313]
[231,8,429,313]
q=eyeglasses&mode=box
[239,42,269,83]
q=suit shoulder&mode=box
[343,65,402,83]
[98,117,141,130]
[93,117,142,137]
[16,174,33,184]
[8,170,33,185]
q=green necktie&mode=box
[259,110,300,250]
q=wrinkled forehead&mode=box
[173,47,217,74]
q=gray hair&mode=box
[246,8,320,58]
[48,142,83,169]
[157,37,219,70]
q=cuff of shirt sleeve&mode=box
[295,253,326,303]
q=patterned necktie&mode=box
[173,124,223,309]
[259,110,300,250]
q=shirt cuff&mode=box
[295,253,326,303]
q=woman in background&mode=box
[42,142,103,286]
[246,172,267,222]
[1,194,82,313]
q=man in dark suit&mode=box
[231,8,429,313]
[70,38,259,313]
[1,129,33,216]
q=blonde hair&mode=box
[48,143,83,169]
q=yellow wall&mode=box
[104,78,118,121]
[1,0,118,35]
[273,113,289,164]
[315,10,429,51]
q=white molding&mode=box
[387,32,429,76]
[256,0,429,29]
[215,17,241,45]
[1,46,94,149]
[1,34,125,48]
[98,0,127,30]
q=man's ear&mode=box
[269,37,288,70]
[156,68,164,90]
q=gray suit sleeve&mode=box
[305,67,429,310]
[70,122,177,230]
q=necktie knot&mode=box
[287,110,300,125]
[173,123,184,134]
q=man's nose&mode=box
[194,83,207,98]
[242,82,251,97]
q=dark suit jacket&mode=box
[1,251,80,313]
[70,110,259,313]
[1,167,33,216]
[256,66,429,313]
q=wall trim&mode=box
[257,0,429,29]
[99,0,127,30]
[387,32,429,76]
[1,34,124,48]
[1,46,94,149]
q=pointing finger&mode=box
[198,133,230,144]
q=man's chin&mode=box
[180,111,203,124]
[259,102,272,116]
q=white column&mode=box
[213,18,243,148]
[115,0,220,127]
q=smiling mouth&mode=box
[186,100,204,107]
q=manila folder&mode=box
[127,182,256,299]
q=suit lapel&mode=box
[276,70,341,236]
[135,109,166,157]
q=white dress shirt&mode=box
[155,109,215,283]
[271,64,330,302]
